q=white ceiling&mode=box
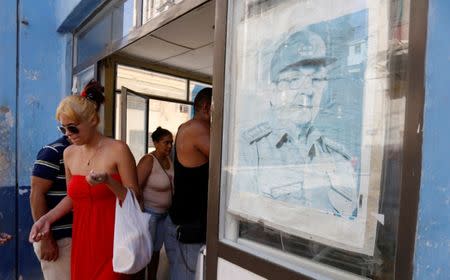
[118,1,215,77]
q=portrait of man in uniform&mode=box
[225,7,382,254]
[237,29,359,218]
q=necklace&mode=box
[152,152,169,170]
[85,138,104,166]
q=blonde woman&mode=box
[29,80,138,280]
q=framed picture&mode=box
[221,0,395,256]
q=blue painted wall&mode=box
[0,0,80,279]
[17,0,81,278]
[414,0,450,279]
[0,0,18,278]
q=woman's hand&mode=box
[29,216,51,243]
[86,170,109,186]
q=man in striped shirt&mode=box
[30,135,72,280]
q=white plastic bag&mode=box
[113,189,152,274]
[195,245,206,280]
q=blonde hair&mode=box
[56,95,99,123]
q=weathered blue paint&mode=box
[414,0,450,279]
[17,186,43,280]
[0,0,80,278]
[0,0,18,278]
[15,0,79,278]
[0,0,18,188]
[0,187,17,280]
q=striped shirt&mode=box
[32,136,72,240]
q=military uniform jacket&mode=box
[237,122,359,217]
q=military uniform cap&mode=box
[270,29,336,82]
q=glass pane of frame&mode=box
[126,93,147,161]
[189,80,210,102]
[220,0,411,278]
[112,0,137,41]
[73,65,95,94]
[75,0,137,66]
[142,0,180,23]
[76,13,112,66]
[147,99,192,152]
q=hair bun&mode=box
[80,80,105,110]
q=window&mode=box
[74,0,137,67]
[72,65,95,94]
[179,104,189,113]
[142,0,185,23]
[219,0,415,279]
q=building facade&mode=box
[0,0,448,279]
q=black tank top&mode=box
[169,152,209,226]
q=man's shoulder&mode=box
[36,137,69,159]
[33,137,69,177]
[41,136,70,153]
[179,119,209,136]
[190,119,209,130]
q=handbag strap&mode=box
[152,154,174,196]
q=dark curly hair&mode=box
[151,127,172,142]
[80,79,105,111]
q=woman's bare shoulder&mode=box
[64,144,78,157]
[104,138,128,151]
[138,153,154,166]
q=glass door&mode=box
[117,86,193,162]
[114,64,210,161]
[119,86,148,161]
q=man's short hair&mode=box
[194,87,212,112]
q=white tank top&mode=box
[142,154,174,213]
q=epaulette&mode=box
[317,136,351,160]
[243,122,272,145]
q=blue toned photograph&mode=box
[227,5,377,255]
[238,10,367,218]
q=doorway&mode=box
[114,64,210,161]
[101,2,215,278]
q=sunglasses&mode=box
[58,125,80,134]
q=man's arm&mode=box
[30,143,64,262]
[30,176,53,222]
[30,176,59,261]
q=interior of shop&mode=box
[106,2,215,278]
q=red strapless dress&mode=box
[68,174,129,280]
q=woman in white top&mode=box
[137,126,174,280]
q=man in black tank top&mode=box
[165,87,212,280]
